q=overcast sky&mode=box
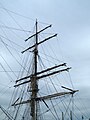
[0,0,90,119]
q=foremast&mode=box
[13,20,78,120]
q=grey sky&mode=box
[0,0,90,119]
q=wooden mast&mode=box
[12,20,79,120]
[31,20,38,120]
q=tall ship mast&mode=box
[0,20,78,120]
[11,20,78,120]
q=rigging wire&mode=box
[38,96,71,119]
[0,39,22,59]
[0,62,14,82]
[56,36,75,89]
[39,51,63,63]
[0,4,35,21]
[41,99,59,120]
[50,99,60,120]
[0,81,13,95]
[73,102,89,119]
[0,34,24,48]
[0,19,29,41]
[72,94,74,120]
[39,30,73,89]
[0,24,31,32]
[38,55,71,119]
[38,56,60,119]
[0,53,17,78]
[0,37,28,72]
[14,90,24,120]
[8,50,35,119]
[74,94,90,119]
[39,47,68,97]
[0,4,51,26]
[64,96,72,117]
[37,30,79,118]
[0,3,28,36]
[11,56,31,103]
